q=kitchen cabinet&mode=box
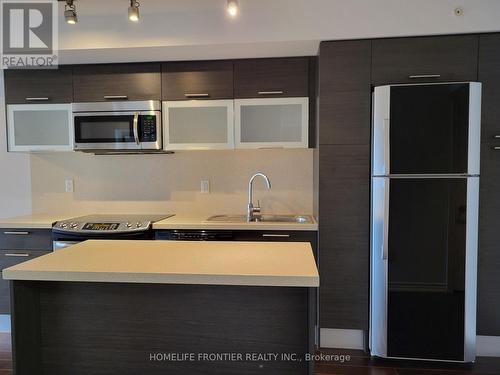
[317,40,371,332]
[318,40,371,145]
[232,230,317,261]
[73,63,161,102]
[161,61,233,100]
[162,100,234,150]
[7,103,73,152]
[0,228,52,313]
[4,67,73,104]
[372,35,479,85]
[477,33,500,336]
[234,58,309,98]
[235,97,309,149]
[0,250,50,313]
[318,145,370,330]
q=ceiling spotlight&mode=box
[128,0,140,22]
[227,0,239,17]
[64,0,77,25]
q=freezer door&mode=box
[371,177,478,362]
[372,83,481,176]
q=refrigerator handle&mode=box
[382,179,390,260]
[383,118,390,175]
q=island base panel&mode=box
[11,281,315,375]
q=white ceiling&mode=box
[58,0,500,64]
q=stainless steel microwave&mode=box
[73,101,162,151]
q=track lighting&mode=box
[128,0,140,22]
[227,0,239,17]
[64,0,77,25]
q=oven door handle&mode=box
[133,112,140,145]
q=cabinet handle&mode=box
[492,146,500,150]
[493,135,500,139]
[3,231,30,235]
[258,91,284,95]
[4,253,30,257]
[25,97,49,101]
[262,234,291,238]
[184,93,210,98]
[408,74,441,79]
[104,95,128,100]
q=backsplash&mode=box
[30,149,313,216]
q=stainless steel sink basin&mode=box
[206,214,313,224]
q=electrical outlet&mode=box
[201,179,210,194]
[65,179,74,193]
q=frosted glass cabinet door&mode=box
[163,100,234,150]
[235,97,309,148]
[7,104,73,152]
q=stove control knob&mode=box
[70,223,78,229]
[125,222,132,228]
[136,222,143,228]
[60,222,68,228]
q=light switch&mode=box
[201,179,210,194]
[65,179,74,193]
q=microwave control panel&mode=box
[140,115,157,142]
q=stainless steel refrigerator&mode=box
[370,82,481,363]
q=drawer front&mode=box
[162,61,234,100]
[4,67,73,104]
[0,229,52,251]
[73,63,161,102]
[0,250,50,313]
[233,230,317,257]
[234,57,309,98]
[372,35,479,85]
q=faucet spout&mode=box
[247,173,272,222]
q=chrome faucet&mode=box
[247,173,272,222]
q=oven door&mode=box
[73,111,161,150]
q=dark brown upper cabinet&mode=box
[372,35,479,85]
[73,63,161,102]
[162,61,233,100]
[4,67,73,104]
[319,40,371,145]
[234,57,309,98]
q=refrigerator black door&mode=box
[387,178,466,361]
[390,84,470,175]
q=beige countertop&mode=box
[0,213,72,229]
[2,240,319,287]
[0,213,318,231]
[152,214,318,231]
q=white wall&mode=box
[56,0,500,63]
[30,149,313,216]
[0,74,31,219]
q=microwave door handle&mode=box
[133,112,140,146]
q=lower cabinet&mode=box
[0,250,50,313]
[0,228,53,314]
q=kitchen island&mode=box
[3,240,319,375]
